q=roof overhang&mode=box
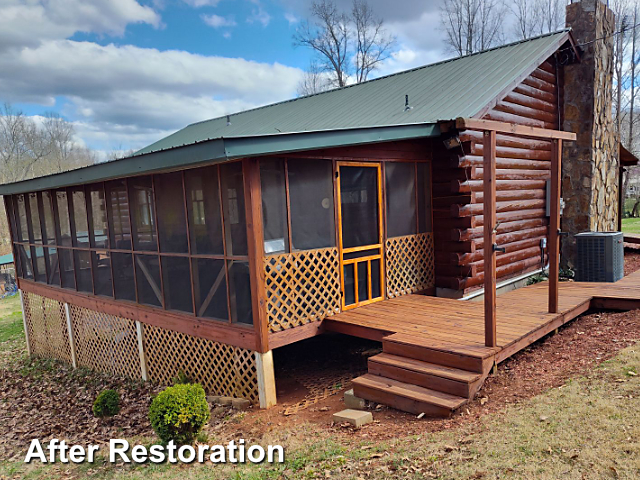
[620,143,639,167]
[0,123,440,195]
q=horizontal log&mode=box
[475,246,541,273]
[484,110,556,129]
[455,179,547,193]
[436,263,477,278]
[457,154,550,170]
[531,66,556,86]
[432,194,472,208]
[456,118,573,140]
[455,217,548,241]
[474,225,548,250]
[474,189,546,203]
[504,91,557,115]
[453,199,546,217]
[475,208,547,227]
[522,74,556,94]
[460,130,552,151]
[433,216,474,230]
[433,239,475,253]
[473,168,550,181]
[514,83,557,105]
[471,142,552,161]
[494,100,557,124]
[455,236,545,265]
[538,61,555,75]
[437,255,541,290]
[432,182,457,196]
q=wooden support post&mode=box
[549,139,562,314]
[64,303,77,368]
[255,350,277,408]
[243,158,270,353]
[136,320,148,381]
[19,289,32,357]
[618,165,624,232]
[483,130,497,348]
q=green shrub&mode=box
[149,383,210,445]
[171,369,193,385]
[93,389,120,417]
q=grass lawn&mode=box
[622,217,640,234]
[0,294,23,345]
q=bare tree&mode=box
[511,0,540,40]
[297,60,332,96]
[294,0,396,90]
[535,0,564,36]
[351,0,395,83]
[440,0,504,56]
[295,1,351,88]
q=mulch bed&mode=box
[1,250,640,457]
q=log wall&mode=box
[433,59,558,293]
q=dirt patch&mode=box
[624,247,640,275]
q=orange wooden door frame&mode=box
[336,161,385,311]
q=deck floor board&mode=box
[326,270,640,361]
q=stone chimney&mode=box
[562,0,618,268]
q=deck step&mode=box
[383,333,496,374]
[352,374,468,417]
[368,353,483,398]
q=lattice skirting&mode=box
[385,232,435,298]
[22,292,72,363]
[265,247,341,332]
[19,291,259,404]
[143,323,259,404]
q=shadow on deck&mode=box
[323,270,640,417]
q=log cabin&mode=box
[1,1,634,416]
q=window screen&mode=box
[185,166,224,255]
[417,163,433,233]
[33,246,46,283]
[74,250,92,293]
[92,251,112,297]
[135,254,162,307]
[192,258,228,321]
[15,194,29,242]
[88,184,109,248]
[106,180,131,250]
[339,166,379,248]
[47,247,60,286]
[220,162,248,257]
[112,252,135,301]
[71,187,90,247]
[156,172,188,253]
[129,177,157,251]
[41,191,56,245]
[162,256,192,313]
[58,248,75,289]
[28,193,42,244]
[55,190,72,246]
[228,261,252,324]
[260,158,289,254]
[385,162,417,238]
[16,244,33,280]
[288,159,335,250]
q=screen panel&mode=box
[185,166,224,255]
[155,172,188,254]
[385,162,417,238]
[260,158,289,254]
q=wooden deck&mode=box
[324,270,640,416]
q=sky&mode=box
[0,0,451,158]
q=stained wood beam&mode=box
[454,118,577,141]
[549,139,562,314]
[483,129,497,348]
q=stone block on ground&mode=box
[344,389,366,409]
[231,398,251,410]
[333,409,373,427]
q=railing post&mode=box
[19,289,32,357]
[483,129,497,348]
[64,302,77,368]
[549,139,562,313]
[255,350,276,408]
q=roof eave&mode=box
[0,123,440,195]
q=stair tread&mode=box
[370,353,482,383]
[353,374,467,410]
[386,333,498,359]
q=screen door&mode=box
[336,162,384,310]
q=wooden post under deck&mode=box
[483,130,497,348]
[549,139,562,313]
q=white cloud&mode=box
[182,0,223,7]
[201,13,237,28]
[247,6,271,27]
[284,12,298,25]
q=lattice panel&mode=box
[143,324,259,404]
[22,292,72,363]
[385,232,435,298]
[265,247,341,332]
[69,305,141,379]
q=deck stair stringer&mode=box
[352,333,497,417]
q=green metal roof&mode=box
[0,253,13,266]
[0,30,571,195]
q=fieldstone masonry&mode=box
[562,0,619,267]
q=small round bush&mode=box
[93,389,120,417]
[149,383,210,445]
